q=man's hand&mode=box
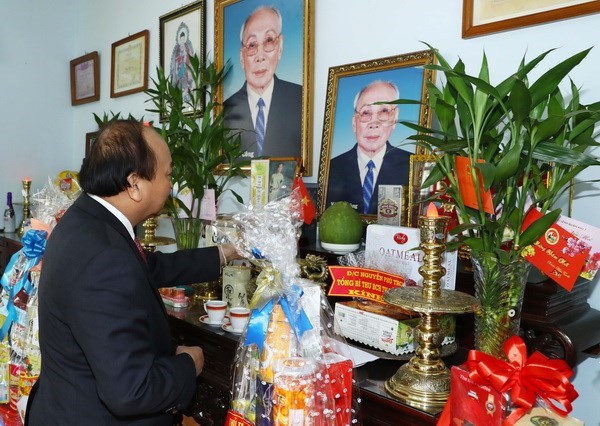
[176,345,204,376]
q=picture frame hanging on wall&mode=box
[159,1,206,116]
[214,0,315,176]
[316,50,435,222]
[70,51,100,106]
[110,30,149,98]
[85,131,99,158]
[462,0,600,38]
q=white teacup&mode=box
[204,300,228,324]
[229,307,250,332]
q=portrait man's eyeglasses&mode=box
[355,106,397,125]
[242,34,281,56]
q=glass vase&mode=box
[471,252,531,358]
[172,217,204,250]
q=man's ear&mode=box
[126,173,143,202]
[278,35,283,60]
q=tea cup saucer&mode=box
[200,314,227,326]
[222,322,243,334]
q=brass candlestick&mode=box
[16,178,32,237]
[383,204,479,413]
[139,215,175,252]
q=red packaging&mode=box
[315,353,353,426]
[447,365,509,425]
[8,363,23,411]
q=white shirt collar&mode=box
[88,194,135,240]
[357,146,386,184]
[247,79,275,127]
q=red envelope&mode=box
[521,209,590,291]
[455,156,494,215]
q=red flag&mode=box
[293,176,316,224]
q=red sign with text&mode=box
[328,266,406,302]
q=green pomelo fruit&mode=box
[319,201,363,244]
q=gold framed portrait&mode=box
[316,50,435,223]
[214,0,314,175]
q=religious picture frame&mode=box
[85,131,99,159]
[110,30,149,98]
[462,0,600,38]
[70,51,100,106]
[159,1,206,116]
[214,0,314,175]
[267,157,300,202]
[316,50,435,222]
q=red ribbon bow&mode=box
[438,336,578,426]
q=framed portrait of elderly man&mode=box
[317,50,435,221]
[214,0,314,175]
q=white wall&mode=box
[1,0,600,422]
[0,0,76,201]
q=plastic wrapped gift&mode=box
[0,230,47,407]
[0,178,75,410]
[438,336,579,426]
[218,193,361,425]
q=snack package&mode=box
[218,193,361,425]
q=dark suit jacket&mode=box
[28,194,221,425]
[224,75,302,159]
[326,142,411,215]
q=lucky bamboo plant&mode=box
[145,55,249,220]
[400,44,600,264]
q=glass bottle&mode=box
[3,192,16,233]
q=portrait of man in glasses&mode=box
[326,80,411,215]
[223,5,302,159]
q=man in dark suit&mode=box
[224,6,302,159]
[326,81,411,215]
[27,121,238,425]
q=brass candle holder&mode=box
[16,178,32,237]
[139,215,175,252]
[383,204,479,413]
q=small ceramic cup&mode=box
[228,307,250,332]
[204,300,228,324]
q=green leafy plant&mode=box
[93,111,149,127]
[145,55,249,219]
[399,44,600,264]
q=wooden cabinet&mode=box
[0,234,22,274]
[167,305,461,425]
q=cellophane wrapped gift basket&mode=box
[0,178,76,420]
[219,193,361,425]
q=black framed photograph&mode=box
[110,30,149,98]
[463,0,600,38]
[407,154,437,227]
[70,51,100,106]
[159,1,206,115]
[214,0,314,175]
[267,157,300,202]
[316,50,435,220]
[85,131,99,158]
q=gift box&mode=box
[438,336,579,426]
[446,365,510,424]
[514,407,583,425]
[333,300,455,355]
